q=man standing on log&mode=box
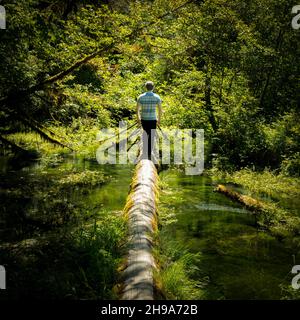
[136,81,162,161]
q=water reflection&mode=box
[159,169,295,299]
[0,155,133,242]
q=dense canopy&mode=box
[0,0,299,173]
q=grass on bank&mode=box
[216,168,300,200]
[155,167,300,300]
[0,215,126,299]
[0,153,126,299]
[5,123,99,162]
[5,118,137,163]
[153,235,205,300]
[210,168,300,243]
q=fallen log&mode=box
[121,159,159,300]
[215,184,263,212]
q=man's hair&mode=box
[145,81,154,91]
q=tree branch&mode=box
[1,0,196,106]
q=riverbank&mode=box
[155,168,300,300]
[0,156,132,299]
[1,131,300,300]
[211,168,300,240]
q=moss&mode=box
[58,170,106,187]
[210,168,300,201]
[216,169,300,238]
[120,159,160,299]
[156,168,299,300]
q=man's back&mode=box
[137,91,162,120]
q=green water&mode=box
[159,169,296,300]
[0,156,134,243]
[1,156,298,299]
[0,156,134,299]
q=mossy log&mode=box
[215,184,264,213]
[121,159,159,300]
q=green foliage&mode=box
[159,253,204,300]
[280,283,300,300]
[58,170,106,187]
[6,132,68,157]
[0,215,126,299]
[154,238,205,300]
[154,196,207,300]
[0,155,126,299]
[72,216,126,299]
[224,168,300,200]
[281,153,300,177]
[1,0,299,301]
[7,118,109,161]
[1,0,299,174]
[211,168,300,240]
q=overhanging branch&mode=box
[1,0,196,106]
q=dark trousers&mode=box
[141,120,157,160]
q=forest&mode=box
[0,0,299,300]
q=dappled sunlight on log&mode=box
[121,159,159,300]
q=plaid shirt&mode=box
[137,91,162,120]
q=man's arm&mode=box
[136,102,141,126]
